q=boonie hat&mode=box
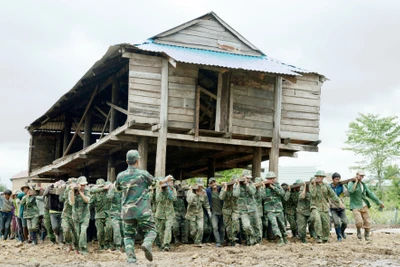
[126,150,141,164]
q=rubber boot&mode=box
[335,228,342,242]
[141,242,153,262]
[341,224,347,239]
[316,236,322,243]
[364,229,370,241]
[356,228,362,240]
[31,232,38,245]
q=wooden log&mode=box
[269,76,282,177]
[252,147,262,178]
[100,108,111,139]
[83,112,92,148]
[288,178,357,189]
[63,86,98,156]
[138,136,149,170]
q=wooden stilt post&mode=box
[138,136,149,170]
[63,115,72,154]
[155,59,169,177]
[252,147,262,178]
[107,155,116,182]
[83,112,92,148]
[109,76,119,132]
[269,75,282,178]
[207,157,216,184]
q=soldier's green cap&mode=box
[265,171,277,179]
[208,177,216,183]
[96,178,105,186]
[241,170,252,177]
[77,176,88,185]
[67,177,77,184]
[294,179,303,184]
[126,149,141,164]
[231,174,238,181]
[255,177,262,183]
[196,178,204,186]
[314,170,326,177]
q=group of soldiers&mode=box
[0,149,385,264]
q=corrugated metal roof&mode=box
[134,41,302,76]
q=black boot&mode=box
[341,224,347,239]
[334,228,342,242]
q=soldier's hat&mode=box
[77,176,88,185]
[20,183,31,192]
[195,178,204,187]
[126,149,141,164]
[238,177,246,182]
[96,178,106,186]
[294,179,303,185]
[174,180,181,186]
[265,171,277,179]
[192,185,199,190]
[314,170,326,177]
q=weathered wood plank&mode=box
[281,124,319,134]
[131,115,159,124]
[169,97,195,109]
[232,111,273,122]
[233,95,274,109]
[232,126,272,137]
[129,89,161,99]
[282,80,320,91]
[281,111,320,120]
[130,77,161,86]
[282,88,320,99]
[247,87,274,99]
[282,103,320,113]
[128,53,162,62]
[169,65,198,78]
[130,82,161,93]
[129,95,161,106]
[233,103,274,115]
[169,82,196,91]
[168,120,194,129]
[168,76,197,85]
[282,96,320,106]
[169,113,194,122]
[296,74,320,82]
[130,59,162,68]
[232,118,273,130]
[169,89,195,99]
[280,131,319,141]
[130,102,160,112]
[129,71,161,80]
[130,65,162,74]
[281,118,320,127]
[180,27,239,43]
[130,108,160,118]
[168,106,194,116]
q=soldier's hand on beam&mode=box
[380,203,385,209]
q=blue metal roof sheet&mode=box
[134,41,307,76]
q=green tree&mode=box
[343,113,400,194]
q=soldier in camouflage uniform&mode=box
[185,178,211,246]
[42,186,56,244]
[155,179,177,251]
[69,176,91,254]
[261,172,288,246]
[309,171,344,243]
[90,178,111,250]
[297,179,315,243]
[233,176,258,245]
[20,186,40,245]
[115,150,173,264]
[172,181,189,244]
[107,182,124,251]
[60,178,78,253]
[284,180,301,239]
[254,177,264,243]
[219,177,239,246]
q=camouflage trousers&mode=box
[61,216,77,247]
[105,217,113,245]
[188,216,203,244]
[239,212,256,245]
[155,217,173,248]
[256,215,263,242]
[44,211,55,242]
[95,218,107,247]
[286,212,297,236]
[223,211,239,243]
[265,211,287,238]
[26,216,39,232]
[123,216,157,261]
[111,217,124,247]
[172,216,189,243]
[297,213,315,239]
[203,213,212,242]
[310,209,330,241]
[73,217,90,250]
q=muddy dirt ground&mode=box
[0,230,399,267]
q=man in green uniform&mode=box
[348,170,385,241]
[107,182,124,251]
[261,172,288,246]
[297,179,315,243]
[69,176,91,254]
[185,178,211,246]
[284,180,301,239]
[254,177,264,243]
[90,178,110,250]
[115,150,172,264]
[42,186,56,244]
[155,177,177,251]
[172,181,189,244]
[20,186,39,245]
[219,177,239,246]
[309,171,344,243]
[60,178,78,253]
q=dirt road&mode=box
[1,231,399,267]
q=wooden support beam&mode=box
[252,147,262,178]
[199,85,217,100]
[194,85,201,140]
[155,58,168,177]
[94,105,108,118]
[269,76,282,178]
[228,83,234,132]
[63,115,72,155]
[107,154,116,182]
[109,76,120,131]
[63,86,98,156]
[83,112,92,148]
[107,102,128,115]
[215,73,223,131]
[100,108,111,139]
[138,136,149,170]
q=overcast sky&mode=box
[1,0,400,188]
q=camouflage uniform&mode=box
[185,187,211,244]
[219,185,239,245]
[309,181,342,242]
[254,179,264,243]
[107,186,124,249]
[115,152,158,263]
[297,185,315,242]
[90,179,111,249]
[233,181,258,245]
[284,189,300,237]
[20,193,40,244]
[172,196,189,243]
[262,181,287,244]
[60,185,77,249]
[155,185,177,250]
[70,181,91,253]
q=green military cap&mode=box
[314,170,326,177]
[265,171,277,179]
[96,178,105,186]
[77,176,88,185]
[231,174,238,181]
[241,169,252,177]
[356,170,366,175]
[255,177,263,183]
[126,149,141,164]
[196,178,204,187]
[67,177,77,184]
[208,177,216,183]
[295,179,303,184]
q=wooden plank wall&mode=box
[30,133,56,171]
[280,74,321,141]
[168,63,198,129]
[155,19,260,56]
[128,54,162,124]
[230,72,274,137]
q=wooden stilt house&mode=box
[26,12,326,182]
